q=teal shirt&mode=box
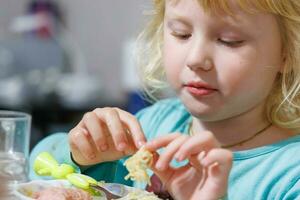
[29,98,300,199]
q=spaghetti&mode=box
[124,147,153,184]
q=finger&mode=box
[164,165,199,194]
[69,127,97,161]
[174,132,219,162]
[145,133,182,152]
[202,149,232,168]
[201,149,233,185]
[150,153,197,192]
[69,144,89,166]
[69,126,88,152]
[123,137,137,155]
[201,149,232,168]
[95,108,129,151]
[149,152,174,184]
[82,112,108,152]
[115,108,147,148]
[155,135,189,171]
[188,151,206,172]
[119,128,137,155]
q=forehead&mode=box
[165,0,265,16]
[164,0,280,38]
[165,0,247,26]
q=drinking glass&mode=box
[0,111,31,186]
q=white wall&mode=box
[60,0,151,101]
[0,0,152,103]
[0,0,27,37]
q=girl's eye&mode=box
[218,38,244,47]
[170,32,192,40]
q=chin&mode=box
[180,95,220,120]
[187,107,219,121]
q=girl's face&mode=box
[163,0,283,121]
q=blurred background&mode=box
[0,0,153,149]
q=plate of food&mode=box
[13,179,161,200]
[14,148,161,200]
[14,179,99,200]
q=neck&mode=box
[191,102,280,150]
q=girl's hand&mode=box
[145,132,232,200]
[68,107,146,166]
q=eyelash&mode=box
[170,32,191,40]
[170,31,245,47]
[218,39,244,47]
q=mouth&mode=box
[183,81,218,97]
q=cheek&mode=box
[164,56,182,88]
[213,52,246,93]
[217,57,280,98]
[216,42,280,92]
[163,37,185,87]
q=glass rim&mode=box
[0,110,31,120]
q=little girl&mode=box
[30,0,300,199]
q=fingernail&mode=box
[177,155,184,162]
[100,144,108,152]
[118,142,127,151]
[174,152,182,162]
[198,151,206,160]
[89,154,96,159]
[156,164,162,171]
[156,162,164,171]
[212,162,219,168]
[138,141,146,148]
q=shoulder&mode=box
[233,135,300,173]
[268,135,300,166]
[270,138,300,198]
[135,98,191,140]
[230,135,300,199]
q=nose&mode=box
[186,39,213,72]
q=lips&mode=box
[184,81,217,96]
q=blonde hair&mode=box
[136,0,300,130]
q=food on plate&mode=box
[119,190,161,200]
[124,147,153,184]
[33,186,92,200]
[34,152,75,179]
[15,179,163,200]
